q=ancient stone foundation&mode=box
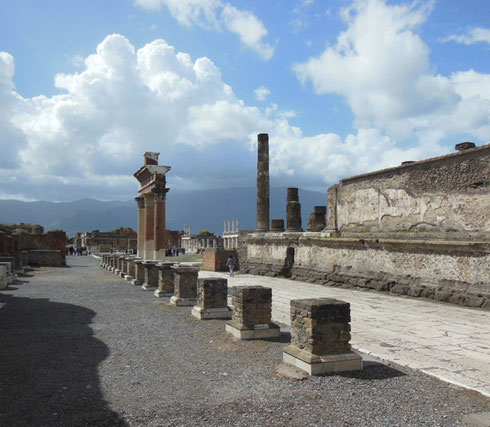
[225,286,280,339]
[283,298,362,375]
[170,266,199,306]
[192,278,231,320]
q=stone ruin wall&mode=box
[328,144,490,238]
[238,143,490,309]
[240,234,489,309]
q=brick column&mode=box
[225,286,280,340]
[144,194,155,260]
[153,189,167,261]
[135,196,145,258]
[191,278,231,319]
[283,298,362,375]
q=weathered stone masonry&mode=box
[239,142,490,309]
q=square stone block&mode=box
[197,278,229,309]
[142,261,159,290]
[154,262,175,297]
[172,266,199,299]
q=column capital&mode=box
[135,196,145,209]
[152,188,169,201]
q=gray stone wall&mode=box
[28,250,63,267]
[239,233,490,309]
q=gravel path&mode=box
[1,256,488,426]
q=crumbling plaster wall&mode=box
[328,145,490,234]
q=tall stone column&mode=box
[135,196,145,258]
[153,189,167,261]
[144,194,155,260]
[256,133,270,232]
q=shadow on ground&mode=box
[0,293,127,426]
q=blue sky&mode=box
[0,0,489,201]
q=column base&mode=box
[124,275,134,282]
[119,272,126,278]
[170,296,197,306]
[154,289,173,298]
[114,269,121,275]
[191,306,232,320]
[142,282,157,290]
[282,345,362,375]
[225,320,280,340]
[131,279,143,286]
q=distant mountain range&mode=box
[0,187,327,236]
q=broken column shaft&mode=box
[286,187,302,231]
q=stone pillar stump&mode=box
[142,261,159,290]
[124,257,138,282]
[131,260,145,286]
[154,262,175,297]
[192,278,231,319]
[225,286,280,339]
[169,266,199,306]
[283,298,362,375]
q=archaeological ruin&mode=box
[134,152,171,261]
[238,136,490,309]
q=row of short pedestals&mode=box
[101,254,363,376]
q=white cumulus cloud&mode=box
[293,0,490,146]
[133,0,274,60]
[440,27,490,45]
[254,86,271,101]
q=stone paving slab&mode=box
[200,271,490,398]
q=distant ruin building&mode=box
[0,223,66,269]
[223,219,239,250]
[134,152,171,261]
[181,226,221,254]
[75,228,137,252]
[238,139,490,309]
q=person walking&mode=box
[226,255,236,278]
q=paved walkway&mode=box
[200,271,490,398]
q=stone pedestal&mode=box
[192,278,231,320]
[169,266,199,306]
[225,286,280,339]
[271,219,285,232]
[154,262,175,297]
[119,257,127,278]
[142,261,159,290]
[114,256,123,275]
[283,298,362,375]
[124,257,138,282]
[131,260,145,286]
[306,206,327,232]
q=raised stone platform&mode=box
[225,320,280,339]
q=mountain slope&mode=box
[0,187,327,236]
